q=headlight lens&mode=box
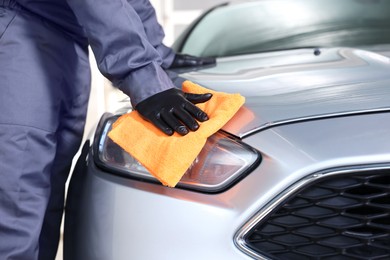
[94,115,261,193]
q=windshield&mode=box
[178,0,390,57]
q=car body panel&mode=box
[65,111,390,260]
[65,48,390,260]
[177,47,390,137]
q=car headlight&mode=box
[93,113,261,193]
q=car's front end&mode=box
[64,47,390,260]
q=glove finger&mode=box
[184,102,209,122]
[184,93,212,104]
[150,116,174,136]
[174,107,199,131]
[161,110,189,136]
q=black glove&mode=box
[135,88,212,136]
[169,54,216,69]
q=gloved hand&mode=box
[135,88,212,136]
[169,53,216,69]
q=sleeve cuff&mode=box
[115,62,176,107]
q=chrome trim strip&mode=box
[234,164,390,259]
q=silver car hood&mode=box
[179,47,390,138]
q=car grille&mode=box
[243,169,390,259]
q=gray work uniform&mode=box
[0,0,175,259]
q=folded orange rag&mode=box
[108,81,245,187]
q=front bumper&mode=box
[64,112,390,260]
[64,147,253,260]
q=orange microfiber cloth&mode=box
[108,81,245,187]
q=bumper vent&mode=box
[244,169,390,259]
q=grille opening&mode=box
[323,256,357,260]
[346,186,385,197]
[320,178,360,189]
[275,252,312,260]
[272,215,310,226]
[285,198,311,209]
[296,244,335,256]
[371,196,390,206]
[321,235,361,247]
[319,216,361,228]
[261,224,286,234]
[295,225,335,237]
[346,245,388,258]
[372,216,390,226]
[373,236,390,248]
[346,205,386,217]
[299,187,334,199]
[318,196,360,208]
[369,175,390,186]
[273,234,310,246]
[249,241,284,252]
[294,206,335,217]
[242,169,390,259]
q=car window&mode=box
[179,0,390,57]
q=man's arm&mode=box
[126,0,175,68]
[66,0,175,107]
[65,0,212,135]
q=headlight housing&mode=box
[93,114,261,193]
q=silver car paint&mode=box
[65,47,390,260]
[67,115,390,260]
[180,47,390,137]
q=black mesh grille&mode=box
[244,169,390,259]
